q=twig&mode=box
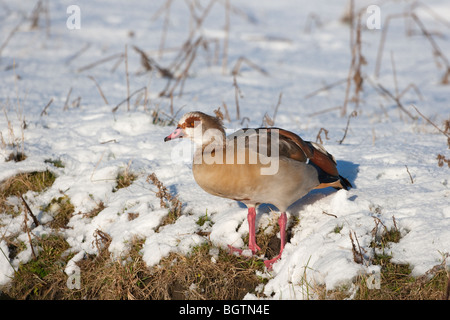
[20,195,40,226]
[63,87,72,111]
[411,104,450,139]
[338,110,357,145]
[349,230,364,264]
[125,45,130,111]
[322,210,337,219]
[307,106,342,117]
[77,52,124,73]
[398,83,424,101]
[112,86,147,113]
[222,101,231,122]
[411,13,450,66]
[316,128,330,144]
[341,0,355,117]
[231,56,269,76]
[390,51,399,97]
[133,45,174,78]
[272,92,283,125]
[159,36,203,97]
[93,229,112,254]
[22,204,37,259]
[88,75,109,105]
[158,0,173,59]
[40,98,53,117]
[233,75,241,120]
[65,43,91,65]
[405,165,414,184]
[375,13,406,78]
[304,79,346,100]
[0,18,24,57]
[374,83,416,120]
[222,0,230,74]
[71,96,81,109]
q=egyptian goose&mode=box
[164,111,351,269]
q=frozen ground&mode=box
[0,0,449,299]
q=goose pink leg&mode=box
[264,212,287,270]
[247,207,261,253]
[228,207,261,255]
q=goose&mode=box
[164,111,351,269]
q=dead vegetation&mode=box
[2,236,265,300]
[147,173,182,229]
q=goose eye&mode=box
[184,116,201,128]
[186,119,195,128]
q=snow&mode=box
[1,0,449,299]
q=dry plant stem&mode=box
[133,45,173,78]
[231,56,269,77]
[411,105,450,145]
[88,76,109,105]
[410,13,450,74]
[398,83,423,101]
[65,43,91,65]
[349,230,364,264]
[342,7,366,116]
[23,209,37,259]
[40,98,53,116]
[0,18,24,57]
[21,195,40,226]
[341,0,355,117]
[233,75,241,120]
[307,106,342,117]
[304,79,346,100]
[338,111,357,144]
[158,0,173,59]
[272,92,283,124]
[375,83,416,120]
[375,11,450,83]
[125,45,130,111]
[405,165,414,184]
[316,128,330,144]
[322,210,337,219]
[375,13,406,78]
[112,87,147,113]
[77,52,124,73]
[63,87,72,111]
[222,0,230,74]
[160,37,203,97]
[390,51,399,97]
[222,101,231,122]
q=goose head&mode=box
[164,111,225,146]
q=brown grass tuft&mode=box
[147,173,182,228]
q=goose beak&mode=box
[164,127,184,142]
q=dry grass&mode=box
[2,236,265,300]
[351,258,449,300]
[113,163,137,192]
[4,233,72,300]
[42,195,75,230]
[0,170,56,216]
[147,173,182,228]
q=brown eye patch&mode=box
[179,116,201,129]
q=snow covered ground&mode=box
[1,0,449,299]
